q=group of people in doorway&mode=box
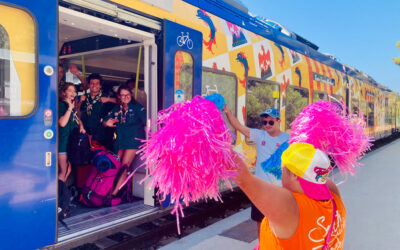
[58,63,146,197]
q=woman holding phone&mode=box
[58,82,86,182]
[103,84,146,196]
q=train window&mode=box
[385,98,390,125]
[0,5,36,117]
[390,106,395,125]
[0,24,10,116]
[202,68,238,134]
[360,100,367,124]
[351,98,360,114]
[330,94,343,104]
[245,79,280,130]
[174,50,193,103]
[367,102,374,127]
[397,104,400,127]
[313,91,328,103]
[285,86,309,132]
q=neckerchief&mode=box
[118,105,128,123]
[72,107,79,124]
[86,91,102,116]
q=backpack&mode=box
[80,150,122,207]
[67,128,92,166]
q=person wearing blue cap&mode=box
[223,105,289,235]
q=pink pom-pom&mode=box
[138,96,239,234]
[289,100,373,175]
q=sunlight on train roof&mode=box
[222,0,248,13]
[252,14,319,51]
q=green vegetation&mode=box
[246,82,277,128]
[285,87,308,131]
[179,63,193,100]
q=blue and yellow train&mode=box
[0,0,398,249]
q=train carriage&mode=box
[0,0,399,249]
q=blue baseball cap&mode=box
[259,108,280,118]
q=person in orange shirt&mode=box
[233,101,372,249]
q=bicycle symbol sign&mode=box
[177,32,193,49]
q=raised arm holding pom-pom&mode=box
[223,104,290,236]
[233,154,299,239]
[223,105,250,137]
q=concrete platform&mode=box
[159,208,258,250]
[341,138,400,250]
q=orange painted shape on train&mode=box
[174,51,184,90]
[281,75,290,93]
[319,63,328,93]
[326,67,334,95]
[305,57,314,102]
[212,62,218,69]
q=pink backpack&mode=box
[80,150,122,207]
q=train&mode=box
[0,0,399,249]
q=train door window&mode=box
[202,68,237,134]
[313,91,328,103]
[0,5,36,117]
[245,79,280,130]
[368,102,374,127]
[174,50,193,103]
[285,86,309,132]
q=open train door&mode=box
[0,0,58,249]
[163,20,202,107]
[162,20,202,207]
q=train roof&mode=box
[221,0,248,13]
[183,0,388,90]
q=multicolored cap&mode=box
[281,142,332,200]
[259,108,280,118]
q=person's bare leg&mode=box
[58,153,71,182]
[112,149,137,195]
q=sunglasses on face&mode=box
[262,120,275,126]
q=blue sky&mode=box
[245,0,400,93]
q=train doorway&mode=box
[57,6,158,243]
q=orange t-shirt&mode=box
[259,192,346,250]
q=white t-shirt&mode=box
[249,128,290,185]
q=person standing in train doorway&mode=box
[103,85,146,197]
[223,106,290,235]
[58,82,86,182]
[79,73,116,149]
